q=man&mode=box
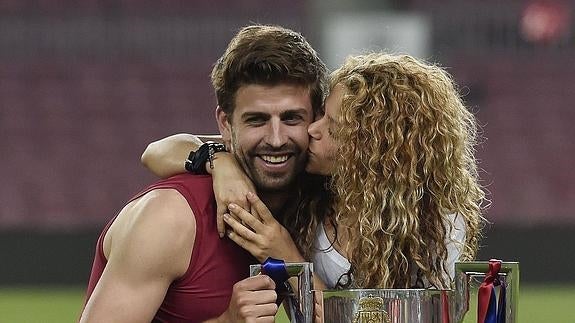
[80,24,327,322]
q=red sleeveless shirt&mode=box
[84,174,256,322]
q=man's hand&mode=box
[211,152,257,238]
[215,275,278,323]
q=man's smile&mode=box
[259,154,290,164]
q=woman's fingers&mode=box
[223,213,258,241]
[246,192,276,224]
[216,202,236,238]
[216,200,244,238]
[250,203,262,222]
[216,211,226,238]
[228,203,264,232]
[225,224,255,253]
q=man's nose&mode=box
[265,120,288,148]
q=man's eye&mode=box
[284,115,304,125]
[245,118,266,125]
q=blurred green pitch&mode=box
[0,284,573,322]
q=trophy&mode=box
[320,260,519,323]
[252,258,519,323]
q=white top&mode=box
[311,213,466,289]
[311,224,352,289]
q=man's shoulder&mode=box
[142,173,213,199]
[156,173,213,187]
[123,188,196,236]
[153,173,216,210]
[104,188,196,280]
[112,174,215,244]
[127,173,213,208]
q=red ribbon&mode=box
[477,259,505,323]
[441,290,451,323]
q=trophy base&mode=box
[319,289,454,323]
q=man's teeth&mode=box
[261,155,289,164]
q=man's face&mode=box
[217,84,313,192]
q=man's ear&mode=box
[215,106,232,144]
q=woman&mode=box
[142,53,485,290]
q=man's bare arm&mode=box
[141,133,222,178]
[80,189,195,323]
[80,189,278,322]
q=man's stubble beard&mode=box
[230,131,307,193]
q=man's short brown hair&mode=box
[211,25,327,116]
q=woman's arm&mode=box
[141,133,210,178]
[141,133,256,237]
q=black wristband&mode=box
[184,141,226,174]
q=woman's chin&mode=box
[305,163,318,175]
[305,162,330,176]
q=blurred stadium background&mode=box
[1,0,574,322]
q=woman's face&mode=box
[306,84,345,175]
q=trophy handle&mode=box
[454,261,520,322]
[250,262,314,323]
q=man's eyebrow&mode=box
[280,108,309,118]
[241,111,269,120]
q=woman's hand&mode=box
[211,152,257,238]
[223,192,304,263]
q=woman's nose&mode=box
[308,119,321,139]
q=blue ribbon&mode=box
[485,288,497,323]
[261,257,290,287]
[485,283,506,323]
[497,283,506,323]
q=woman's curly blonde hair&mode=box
[292,53,485,289]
